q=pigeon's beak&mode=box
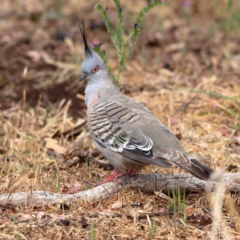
[80,73,88,81]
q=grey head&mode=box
[79,21,108,83]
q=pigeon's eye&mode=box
[92,65,99,73]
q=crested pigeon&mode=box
[79,22,213,182]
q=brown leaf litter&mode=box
[0,0,240,239]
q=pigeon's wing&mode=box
[90,100,171,167]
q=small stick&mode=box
[173,96,196,115]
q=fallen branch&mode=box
[0,173,239,207]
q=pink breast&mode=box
[88,94,98,111]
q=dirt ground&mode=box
[0,0,240,239]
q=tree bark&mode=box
[0,173,239,207]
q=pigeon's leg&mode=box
[98,168,135,185]
[127,168,135,175]
[118,168,135,177]
[98,170,120,185]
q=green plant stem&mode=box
[95,4,119,52]
[95,0,162,85]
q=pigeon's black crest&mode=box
[79,19,92,57]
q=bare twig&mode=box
[52,119,87,139]
[173,96,196,115]
[0,173,239,207]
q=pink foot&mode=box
[98,170,120,185]
[127,168,135,175]
[98,168,135,185]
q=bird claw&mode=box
[98,170,119,185]
[98,168,135,185]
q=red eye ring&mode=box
[92,65,99,73]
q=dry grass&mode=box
[0,0,240,239]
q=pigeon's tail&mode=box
[166,151,213,180]
[182,158,213,180]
